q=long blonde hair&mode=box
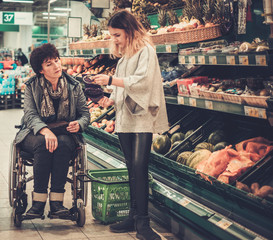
[108,10,153,58]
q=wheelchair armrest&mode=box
[15,125,22,129]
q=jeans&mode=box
[21,132,76,194]
[118,132,153,216]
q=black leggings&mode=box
[118,132,153,216]
[21,132,76,194]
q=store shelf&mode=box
[155,44,178,53]
[178,52,269,66]
[165,95,267,119]
[70,48,110,56]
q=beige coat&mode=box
[110,44,169,133]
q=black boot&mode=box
[109,208,136,233]
[135,216,161,240]
[26,201,46,217]
[50,201,69,215]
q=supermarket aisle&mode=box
[0,109,178,240]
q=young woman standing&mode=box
[93,10,169,240]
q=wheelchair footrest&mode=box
[48,211,72,220]
[21,214,45,220]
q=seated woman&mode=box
[15,43,90,218]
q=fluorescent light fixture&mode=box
[43,16,56,20]
[54,7,72,11]
[42,12,68,16]
[49,0,58,3]
[3,0,34,3]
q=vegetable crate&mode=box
[88,168,130,224]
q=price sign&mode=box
[209,56,217,65]
[189,98,197,107]
[93,49,96,55]
[166,45,172,53]
[198,55,205,64]
[179,56,186,64]
[80,50,83,55]
[3,12,15,24]
[216,218,232,230]
[244,106,266,119]
[179,197,191,207]
[189,56,196,64]
[205,100,213,110]
[177,96,184,105]
[226,56,235,65]
[101,48,105,54]
[255,55,267,66]
[239,55,249,65]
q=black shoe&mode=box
[135,216,161,240]
[110,217,135,233]
[26,201,46,218]
[50,201,69,216]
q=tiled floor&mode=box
[0,109,179,240]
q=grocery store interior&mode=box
[1,0,273,240]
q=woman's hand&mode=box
[39,128,58,153]
[98,96,114,108]
[67,120,80,133]
[93,74,111,86]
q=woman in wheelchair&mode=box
[14,43,90,218]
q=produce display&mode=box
[236,181,273,199]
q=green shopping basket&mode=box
[88,168,131,224]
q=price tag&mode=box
[239,55,249,65]
[93,49,96,55]
[216,218,232,230]
[255,55,267,66]
[179,197,191,207]
[179,56,186,64]
[101,48,105,54]
[244,106,262,118]
[166,45,172,53]
[209,56,217,65]
[189,98,197,107]
[189,56,196,64]
[205,100,213,110]
[177,96,184,105]
[198,55,205,64]
[80,50,83,55]
[226,56,235,65]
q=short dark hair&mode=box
[30,43,60,75]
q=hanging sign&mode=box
[0,12,33,25]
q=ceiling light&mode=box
[49,0,58,3]
[42,12,68,16]
[3,0,34,3]
[54,7,72,11]
[43,16,57,20]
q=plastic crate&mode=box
[88,168,130,224]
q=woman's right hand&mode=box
[98,96,114,108]
[39,128,58,153]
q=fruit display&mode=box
[236,181,273,199]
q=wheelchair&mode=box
[8,129,88,227]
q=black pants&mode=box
[118,132,153,216]
[21,132,76,194]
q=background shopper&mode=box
[93,10,169,240]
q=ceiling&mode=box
[0,0,74,27]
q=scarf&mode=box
[39,74,69,121]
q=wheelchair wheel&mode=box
[9,141,17,207]
[14,213,22,227]
[76,200,86,227]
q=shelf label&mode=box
[226,55,235,65]
[80,50,83,55]
[198,55,205,64]
[239,55,249,65]
[177,96,184,105]
[179,56,186,64]
[209,56,217,65]
[166,45,172,53]
[189,56,196,64]
[255,55,267,66]
[93,49,96,55]
[244,106,267,119]
[101,48,105,54]
[205,100,213,110]
[178,197,191,207]
[216,218,232,230]
[189,98,197,107]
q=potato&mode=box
[251,182,260,195]
[255,186,273,198]
[236,181,250,193]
